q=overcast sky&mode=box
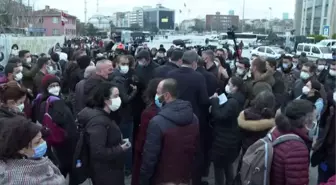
[30,0,295,22]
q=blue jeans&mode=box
[119,120,133,173]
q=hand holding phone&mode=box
[121,138,131,151]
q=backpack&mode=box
[41,96,66,146]
[240,129,306,185]
[71,115,103,184]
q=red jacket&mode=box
[319,175,336,185]
[270,127,311,185]
[132,104,158,185]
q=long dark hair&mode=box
[86,82,118,108]
[143,78,162,105]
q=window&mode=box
[297,45,303,51]
[52,29,59,36]
[258,47,265,52]
[312,47,320,54]
[304,45,311,52]
[52,17,59,24]
[266,48,274,54]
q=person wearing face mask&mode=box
[0,117,66,185]
[0,81,27,117]
[209,77,245,185]
[292,62,327,114]
[269,99,314,185]
[109,55,138,175]
[323,61,336,94]
[140,79,199,185]
[78,82,129,185]
[316,59,329,84]
[132,78,162,185]
[235,57,251,81]
[311,89,336,184]
[279,55,298,93]
[297,80,324,121]
[33,57,52,95]
[18,50,39,91]
[153,49,183,78]
[10,44,19,56]
[36,74,77,183]
[3,61,23,84]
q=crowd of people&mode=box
[0,42,335,185]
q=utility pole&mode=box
[242,0,245,32]
[84,0,87,23]
[96,0,99,12]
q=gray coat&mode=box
[0,157,66,185]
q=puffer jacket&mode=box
[78,107,125,185]
[270,127,311,185]
[0,157,66,185]
[238,109,275,154]
[210,92,245,165]
[140,99,199,185]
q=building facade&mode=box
[205,12,239,32]
[129,7,151,27]
[143,4,175,30]
[32,5,76,36]
[179,19,196,31]
[112,12,130,28]
[294,0,335,36]
[88,15,112,30]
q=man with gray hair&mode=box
[74,65,97,114]
[167,50,209,185]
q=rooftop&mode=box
[33,5,76,18]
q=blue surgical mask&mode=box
[154,94,162,108]
[32,141,47,159]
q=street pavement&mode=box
[77,162,318,185]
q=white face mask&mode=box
[119,65,129,74]
[15,72,23,81]
[225,85,232,94]
[300,71,310,80]
[302,86,310,95]
[12,49,18,55]
[333,92,336,102]
[18,66,23,71]
[329,69,336,77]
[26,57,32,64]
[214,61,219,67]
[47,66,56,74]
[48,86,60,96]
[108,97,122,111]
[17,103,24,112]
[317,65,325,71]
[236,68,245,76]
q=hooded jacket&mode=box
[77,107,125,185]
[0,157,65,185]
[140,99,199,185]
[238,109,275,154]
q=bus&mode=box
[227,33,257,46]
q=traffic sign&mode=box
[323,25,329,36]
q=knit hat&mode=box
[41,74,60,90]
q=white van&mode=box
[296,43,333,60]
[317,39,336,47]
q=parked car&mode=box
[250,46,285,59]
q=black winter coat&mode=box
[78,107,125,185]
[153,61,179,78]
[210,92,245,165]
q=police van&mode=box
[296,43,333,60]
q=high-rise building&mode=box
[294,0,335,36]
[282,12,289,20]
[205,12,239,31]
[129,6,151,27]
[143,4,175,30]
[111,12,130,28]
[228,10,234,15]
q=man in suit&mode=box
[167,50,209,185]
